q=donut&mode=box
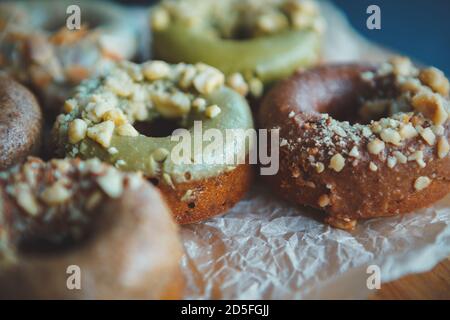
[0,157,184,299]
[0,75,43,170]
[0,0,137,113]
[52,61,254,224]
[259,57,450,230]
[151,0,325,98]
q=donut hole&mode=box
[17,227,95,256]
[134,118,183,138]
[314,74,396,125]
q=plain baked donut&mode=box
[52,61,254,224]
[152,0,324,97]
[0,157,184,299]
[259,57,450,230]
[0,0,138,113]
[0,75,43,170]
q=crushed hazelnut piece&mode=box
[103,109,127,126]
[369,162,378,172]
[437,137,450,159]
[116,123,139,137]
[412,92,449,126]
[329,153,345,172]
[315,162,325,173]
[40,183,72,205]
[227,73,249,96]
[318,194,330,208]
[143,61,171,81]
[419,127,436,145]
[87,120,115,147]
[409,150,426,168]
[97,169,124,198]
[414,176,431,191]
[367,138,385,155]
[349,146,360,158]
[192,98,207,112]
[419,67,450,96]
[193,66,225,95]
[387,156,397,169]
[393,151,408,164]
[399,123,418,140]
[380,128,402,145]
[68,119,87,144]
[205,105,221,118]
[151,7,170,31]
[15,184,40,216]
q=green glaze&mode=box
[74,87,254,184]
[153,23,321,85]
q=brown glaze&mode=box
[0,158,184,299]
[0,76,43,170]
[259,65,450,229]
[158,164,253,224]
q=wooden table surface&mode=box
[371,258,450,300]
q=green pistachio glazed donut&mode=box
[151,0,325,97]
[53,61,254,224]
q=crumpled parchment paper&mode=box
[173,1,450,299]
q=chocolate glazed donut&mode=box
[0,75,42,170]
[259,63,450,229]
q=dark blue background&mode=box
[123,0,450,74]
[331,0,450,74]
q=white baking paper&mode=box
[173,1,450,299]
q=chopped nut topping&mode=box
[393,151,408,164]
[143,60,171,81]
[369,162,378,172]
[318,194,330,207]
[329,153,345,172]
[40,182,72,205]
[419,127,436,145]
[116,123,139,137]
[68,119,87,144]
[399,123,418,139]
[414,176,431,191]
[380,128,402,145]
[192,97,207,112]
[419,67,450,96]
[412,92,449,126]
[437,136,450,159]
[349,146,360,158]
[15,184,40,216]
[409,150,426,168]
[249,78,264,97]
[387,156,397,169]
[315,162,325,173]
[205,105,221,118]
[151,7,170,31]
[87,120,115,148]
[97,169,124,198]
[367,138,385,155]
[193,65,225,95]
[227,73,249,96]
